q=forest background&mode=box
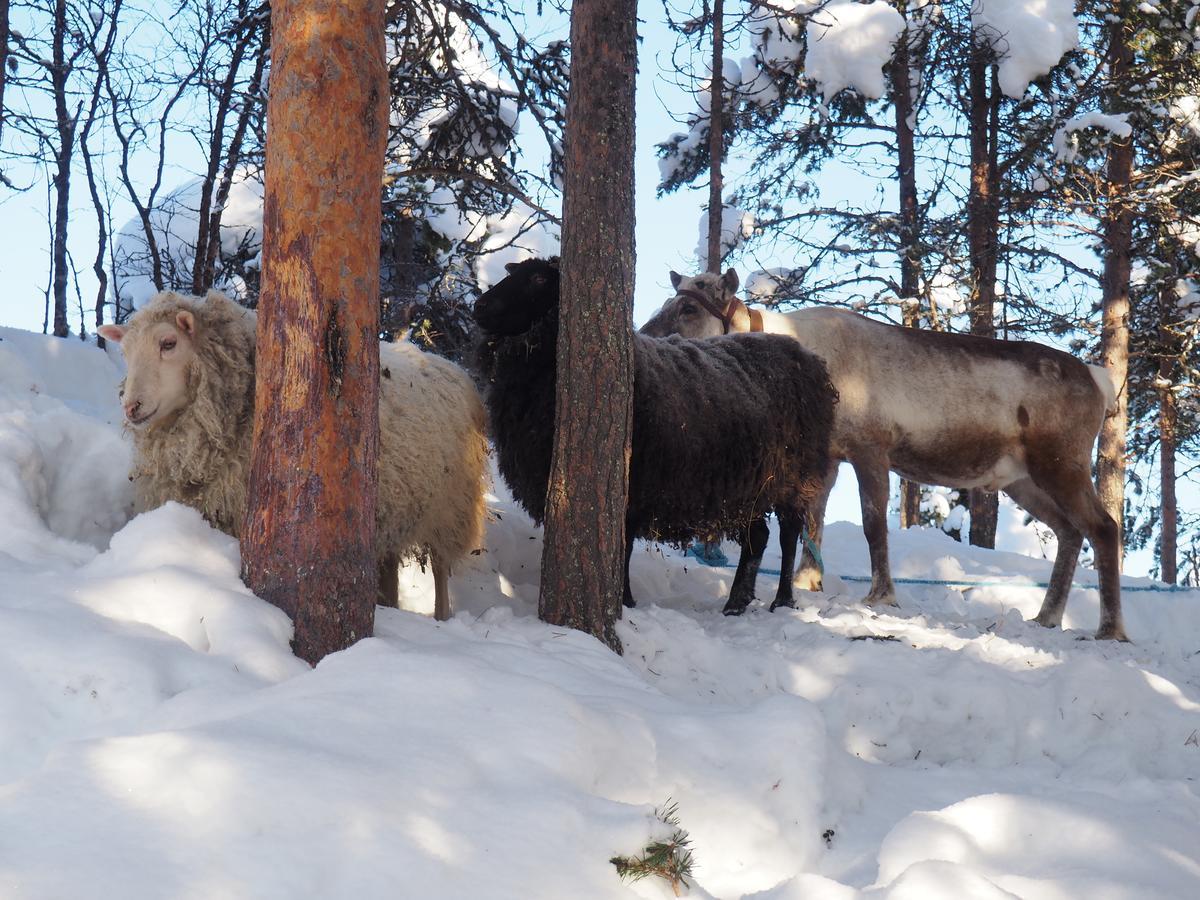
[0,0,1196,583]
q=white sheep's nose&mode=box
[124,398,143,421]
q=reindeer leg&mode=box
[771,507,801,612]
[377,552,400,609]
[723,516,770,616]
[433,554,451,622]
[1003,478,1082,631]
[795,459,838,592]
[623,533,636,609]
[851,452,897,607]
[1029,468,1127,641]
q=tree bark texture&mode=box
[705,0,724,272]
[965,40,999,548]
[1097,14,1133,568]
[241,0,387,665]
[893,14,922,529]
[538,0,637,654]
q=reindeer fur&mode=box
[642,271,1127,640]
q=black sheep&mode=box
[473,258,837,614]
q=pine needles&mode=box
[610,800,695,897]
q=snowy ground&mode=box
[2,324,1198,899]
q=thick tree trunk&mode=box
[241,0,387,665]
[965,39,999,548]
[894,15,922,529]
[1097,15,1133,568]
[705,0,724,272]
[539,0,637,654]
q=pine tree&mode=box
[241,0,388,664]
[538,0,637,654]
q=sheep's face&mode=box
[639,269,740,339]
[474,259,559,336]
[98,312,197,429]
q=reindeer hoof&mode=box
[722,600,749,617]
[769,598,795,612]
[623,597,637,609]
[1031,612,1063,630]
[863,593,898,608]
[1094,626,1130,643]
[793,571,823,593]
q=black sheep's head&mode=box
[473,258,560,336]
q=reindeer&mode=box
[641,269,1127,641]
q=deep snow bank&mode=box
[1,325,1198,899]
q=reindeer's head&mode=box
[473,258,560,336]
[639,268,748,338]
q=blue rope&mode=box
[801,522,824,576]
[684,554,1197,594]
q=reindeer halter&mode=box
[673,287,764,334]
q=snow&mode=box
[746,268,797,302]
[696,206,755,269]
[1053,112,1133,164]
[2,324,1199,899]
[113,172,264,310]
[972,0,1079,99]
[804,1,905,103]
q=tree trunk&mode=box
[1,0,10,148]
[204,33,268,292]
[539,0,637,654]
[705,0,724,272]
[192,3,252,295]
[894,13,922,529]
[1157,282,1177,584]
[241,0,387,665]
[50,0,74,338]
[1158,371,1177,585]
[81,0,123,345]
[965,37,999,548]
[1097,13,1133,568]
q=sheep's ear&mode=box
[669,270,683,289]
[175,310,196,337]
[97,324,127,344]
[505,261,520,274]
[722,268,740,293]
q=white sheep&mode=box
[97,289,488,621]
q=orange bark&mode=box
[241,0,388,664]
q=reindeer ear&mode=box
[175,310,196,337]
[722,268,740,293]
[669,270,683,289]
[97,324,127,344]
